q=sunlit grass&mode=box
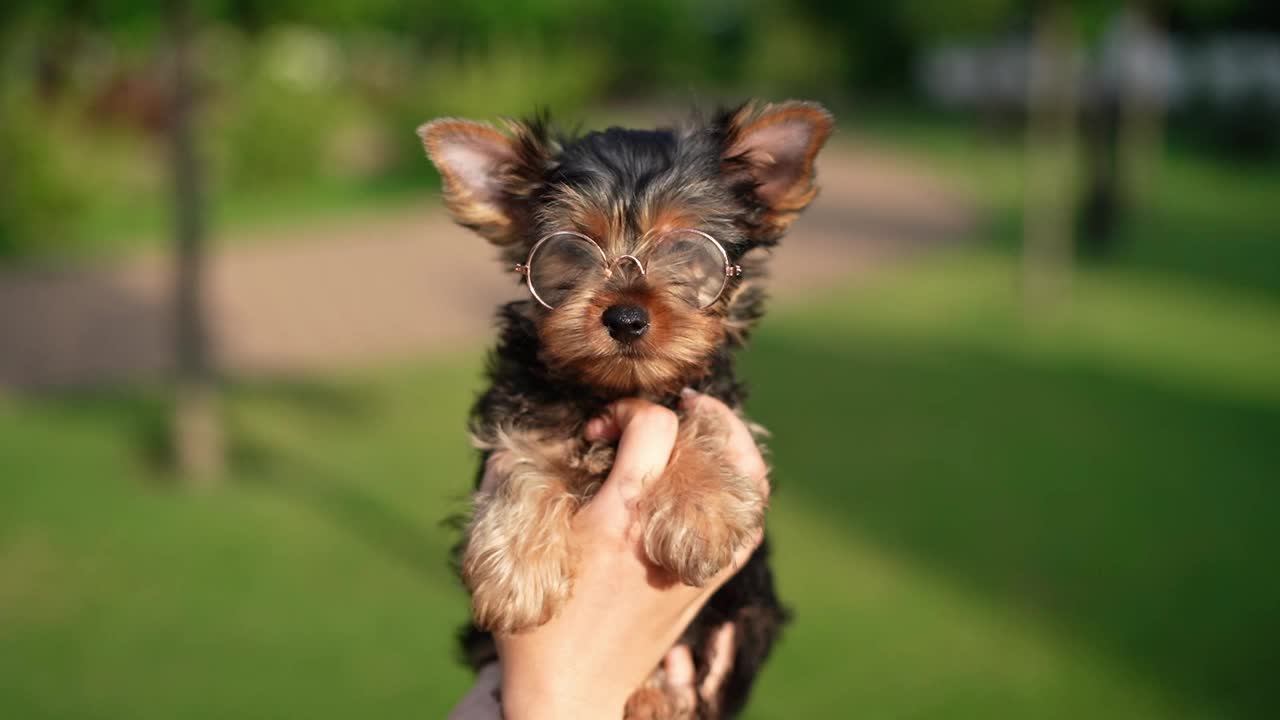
[751,506,1195,720]
[3,250,1277,718]
[0,361,480,718]
[743,254,1280,718]
[778,250,1280,405]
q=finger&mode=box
[681,389,769,497]
[602,399,678,502]
[663,645,698,716]
[664,644,696,687]
[583,414,621,443]
[699,624,736,703]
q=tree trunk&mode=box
[1115,3,1166,227]
[168,0,223,483]
[1080,3,1169,258]
[1023,1,1080,310]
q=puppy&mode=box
[420,101,832,718]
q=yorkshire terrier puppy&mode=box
[420,100,831,718]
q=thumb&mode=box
[579,399,678,528]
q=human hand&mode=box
[449,627,735,720]
[478,390,769,720]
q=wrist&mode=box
[501,664,628,720]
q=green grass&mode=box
[4,106,1278,717]
[745,254,1280,719]
[0,363,479,719]
[3,250,1278,718]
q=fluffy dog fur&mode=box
[420,100,832,719]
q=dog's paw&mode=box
[640,457,764,587]
[462,490,576,633]
[463,533,573,633]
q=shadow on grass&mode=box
[221,377,461,585]
[243,462,454,585]
[741,325,1280,718]
[6,375,457,585]
[980,197,1280,304]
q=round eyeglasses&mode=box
[513,230,742,310]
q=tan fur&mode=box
[417,120,518,244]
[424,110,828,719]
[418,117,558,256]
[420,105,832,720]
[531,182,735,395]
[637,408,767,586]
[539,176,733,254]
[539,282,725,396]
[463,427,607,633]
[722,101,833,235]
[464,410,765,634]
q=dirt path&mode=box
[0,143,973,388]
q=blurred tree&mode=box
[0,54,86,258]
[1079,0,1249,257]
[901,0,1027,132]
[1023,0,1080,309]
[968,0,1255,291]
[900,0,1024,38]
[168,0,223,483]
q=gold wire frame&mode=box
[513,230,742,310]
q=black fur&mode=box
[507,109,785,263]
[457,303,787,718]
[452,107,797,717]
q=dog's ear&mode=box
[418,118,555,249]
[720,101,833,236]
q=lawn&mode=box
[3,245,1278,718]
[0,362,480,719]
[745,254,1280,719]
[4,110,1280,717]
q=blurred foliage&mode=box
[212,28,352,188]
[899,0,1023,39]
[0,0,1278,261]
[0,25,55,256]
[0,82,86,258]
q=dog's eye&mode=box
[527,233,604,308]
[647,231,729,309]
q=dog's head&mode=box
[419,102,832,396]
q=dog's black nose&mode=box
[602,304,650,341]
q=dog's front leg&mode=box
[462,436,582,634]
